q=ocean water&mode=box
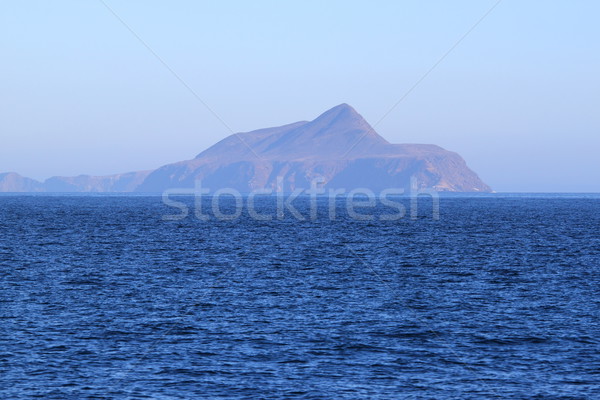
[1,195,599,399]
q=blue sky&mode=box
[1,0,599,192]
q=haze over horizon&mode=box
[2,1,599,192]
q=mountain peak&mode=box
[313,103,363,124]
[193,103,385,162]
[327,103,355,113]
[309,103,380,139]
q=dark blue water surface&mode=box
[1,195,599,399]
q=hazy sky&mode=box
[1,0,599,192]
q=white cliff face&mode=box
[0,104,491,193]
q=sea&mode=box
[1,194,599,399]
